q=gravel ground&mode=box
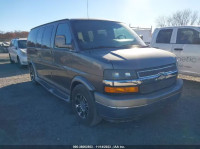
[0,54,30,88]
[179,74,200,83]
[0,53,200,145]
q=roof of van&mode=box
[31,18,121,30]
[155,25,200,30]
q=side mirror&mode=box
[55,35,73,49]
[139,35,143,40]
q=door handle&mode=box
[174,48,183,51]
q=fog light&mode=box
[104,86,139,93]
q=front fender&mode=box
[70,76,96,91]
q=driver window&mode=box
[56,23,72,45]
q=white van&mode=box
[8,38,27,67]
[151,26,200,77]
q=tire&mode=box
[9,54,14,64]
[17,56,23,68]
[29,64,38,85]
[71,84,102,126]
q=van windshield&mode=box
[18,40,27,49]
[71,20,146,50]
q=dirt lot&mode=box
[0,53,200,145]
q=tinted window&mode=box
[10,40,14,46]
[27,29,38,47]
[177,28,200,44]
[36,27,45,48]
[71,20,146,50]
[18,40,27,48]
[42,25,54,48]
[156,29,173,44]
[56,23,72,45]
[114,27,133,39]
[14,40,18,47]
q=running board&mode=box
[36,78,70,103]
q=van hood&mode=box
[88,48,176,70]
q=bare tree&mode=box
[190,11,198,25]
[0,31,29,42]
[156,9,200,27]
[198,18,200,25]
[156,16,167,27]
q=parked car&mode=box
[8,38,28,66]
[0,42,10,53]
[151,26,200,77]
[27,19,183,126]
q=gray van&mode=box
[27,19,183,126]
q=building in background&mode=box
[131,26,152,45]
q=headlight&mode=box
[104,69,137,80]
[20,49,27,56]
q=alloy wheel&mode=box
[30,66,35,81]
[74,93,89,119]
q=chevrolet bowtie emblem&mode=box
[156,72,168,81]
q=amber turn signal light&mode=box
[104,86,139,93]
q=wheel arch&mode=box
[28,61,38,76]
[70,76,96,99]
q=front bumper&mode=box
[94,79,183,120]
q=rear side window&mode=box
[176,28,200,44]
[42,25,54,48]
[156,29,173,44]
[56,23,72,45]
[36,27,45,48]
[27,29,38,47]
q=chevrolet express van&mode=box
[151,26,200,77]
[27,19,183,126]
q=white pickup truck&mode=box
[151,26,200,77]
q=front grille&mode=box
[138,64,177,78]
[137,64,178,94]
[140,77,176,94]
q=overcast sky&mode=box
[0,0,199,32]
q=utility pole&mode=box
[87,0,89,19]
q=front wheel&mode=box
[17,57,23,68]
[71,84,102,126]
[29,64,38,85]
[9,54,14,64]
